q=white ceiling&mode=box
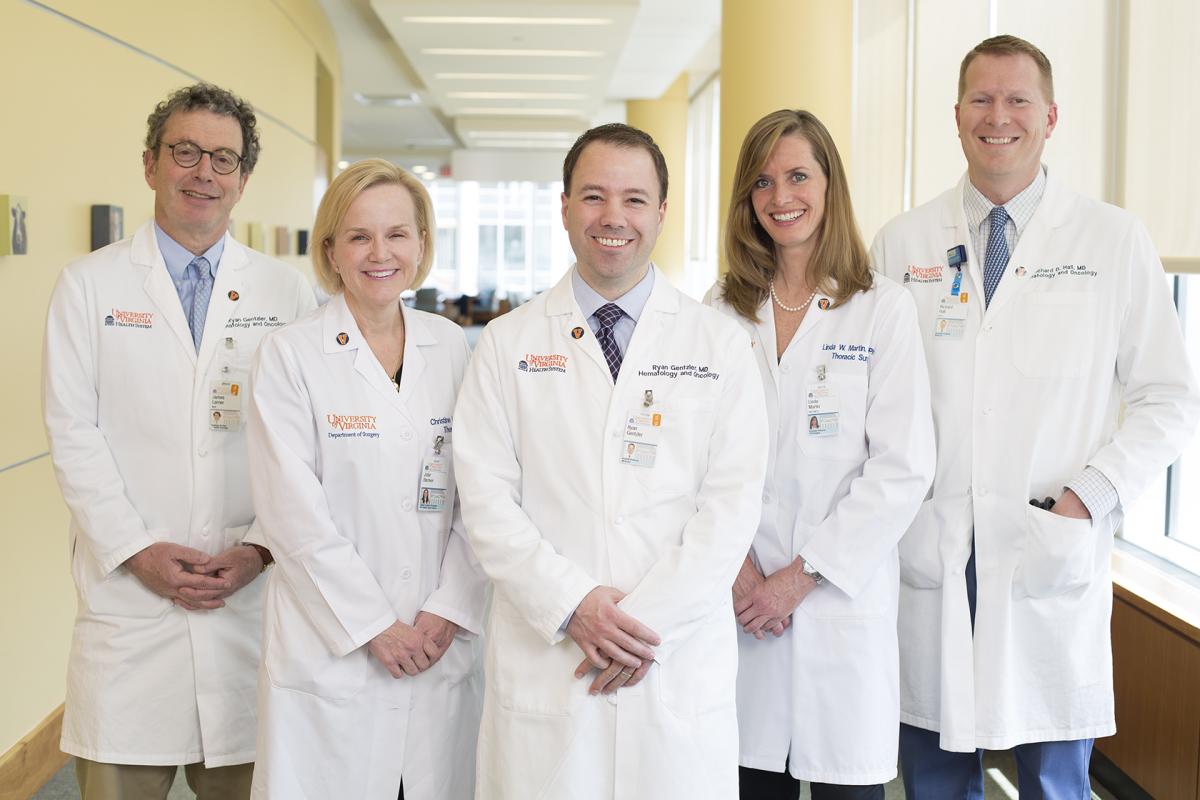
[318,0,720,175]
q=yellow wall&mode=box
[0,0,338,757]
[718,0,853,269]
[626,73,689,281]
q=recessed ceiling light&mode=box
[435,73,592,82]
[421,48,603,58]
[337,160,349,169]
[457,107,585,116]
[447,91,587,101]
[465,130,579,139]
[472,140,574,149]
[353,92,421,107]
[412,165,428,172]
[401,16,612,26]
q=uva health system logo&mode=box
[104,308,155,329]
[517,353,568,373]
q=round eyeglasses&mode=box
[167,140,243,175]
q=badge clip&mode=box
[817,364,827,382]
[947,244,967,271]
[434,434,444,455]
[643,389,654,408]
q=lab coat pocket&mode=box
[77,529,172,619]
[263,581,371,700]
[898,497,959,589]
[797,373,868,462]
[489,610,582,716]
[1013,506,1105,599]
[1012,292,1095,379]
[638,399,713,497]
[657,612,737,718]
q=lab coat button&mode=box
[762,493,771,504]
[402,499,414,512]
[198,448,208,457]
[780,364,791,374]
[606,693,618,705]
[400,428,413,441]
[615,515,625,525]
[400,568,413,580]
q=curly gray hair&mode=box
[145,83,261,174]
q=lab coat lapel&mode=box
[620,265,679,389]
[984,171,1072,317]
[322,293,409,413]
[545,268,615,383]
[196,234,248,375]
[946,179,985,318]
[393,304,432,417]
[134,223,197,364]
[752,297,781,386]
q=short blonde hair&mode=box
[958,35,1054,103]
[721,109,872,322]
[311,159,435,295]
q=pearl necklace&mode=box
[769,280,817,313]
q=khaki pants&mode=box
[75,758,253,800]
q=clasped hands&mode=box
[125,541,264,611]
[568,586,661,696]
[368,611,459,678]
[733,555,817,639]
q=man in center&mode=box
[454,123,769,799]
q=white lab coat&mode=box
[706,279,934,784]
[247,294,487,800]
[870,172,1200,752]
[42,221,316,767]
[453,267,769,800]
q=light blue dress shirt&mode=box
[570,264,656,357]
[154,223,225,341]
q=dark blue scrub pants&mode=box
[898,550,1095,800]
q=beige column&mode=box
[626,72,689,281]
[719,0,853,272]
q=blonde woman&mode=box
[707,110,934,799]
[248,160,486,799]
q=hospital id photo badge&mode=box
[209,380,242,432]
[806,383,839,437]
[620,410,662,467]
[934,293,969,340]
[417,447,450,512]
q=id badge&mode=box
[209,380,242,431]
[934,293,969,340]
[621,410,662,467]
[806,383,839,437]
[418,449,450,512]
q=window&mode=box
[422,179,572,301]
[1120,268,1200,576]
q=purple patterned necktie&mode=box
[594,303,624,381]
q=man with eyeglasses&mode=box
[43,83,316,799]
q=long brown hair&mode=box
[721,109,871,322]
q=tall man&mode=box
[43,84,316,799]
[454,124,768,800]
[871,36,1200,797]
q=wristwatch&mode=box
[801,558,825,586]
[241,542,274,573]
